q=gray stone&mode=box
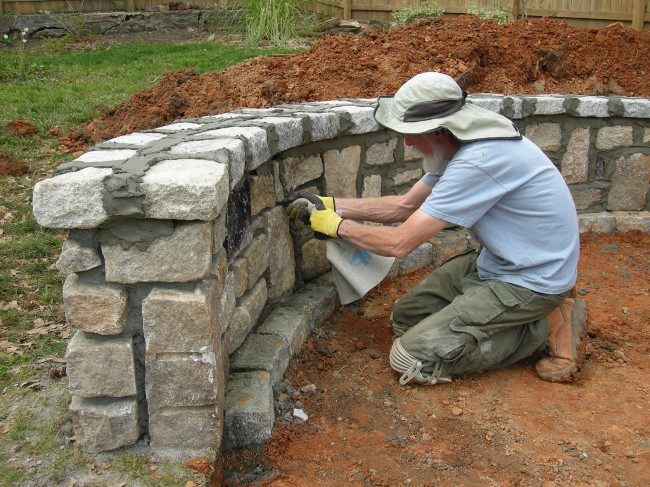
[470,96,503,113]
[230,334,290,385]
[211,249,228,289]
[283,281,338,330]
[575,97,609,117]
[393,168,422,186]
[596,126,633,150]
[106,132,167,146]
[102,221,212,284]
[578,213,616,233]
[70,396,139,453]
[366,138,397,166]
[570,188,602,211]
[323,146,361,197]
[403,142,422,163]
[154,122,203,132]
[142,281,219,353]
[74,149,136,163]
[529,96,566,115]
[362,174,383,198]
[224,371,274,448]
[55,230,102,275]
[281,154,323,193]
[141,159,229,220]
[644,127,650,144]
[258,206,295,302]
[32,167,112,229]
[148,404,221,450]
[230,257,249,299]
[332,106,379,134]
[561,127,590,184]
[249,173,277,216]
[226,278,268,354]
[217,272,236,335]
[607,153,650,210]
[257,117,303,153]
[613,211,650,233]
[203,126,270,171]
[242,233,270,289]
[430,229,474,268]
[66,332,136,398]
[302,111,341,141]
[525,123,562,151]
[212,210,227,253]
[63,274,128,335]
[146,352,219,408]
[300,238,330,280]
[257,307,311,357]
[621,98,650,118]
[168,138,245,189]
[398,243,433,276]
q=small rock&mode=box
[451,407,463,416]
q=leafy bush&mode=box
[467,2,509,24]
[244,0,308,46]
[393,1,445,26]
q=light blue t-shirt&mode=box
[420,137,579,294]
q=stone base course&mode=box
[28,94,649,457]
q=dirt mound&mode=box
[60,16,650,149]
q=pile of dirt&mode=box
[59,16,650,150]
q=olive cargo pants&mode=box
[392,250,568,378]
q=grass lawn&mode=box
[0,34,301,485]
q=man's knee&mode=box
[389,337,454,386]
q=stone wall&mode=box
[32,94,650,456]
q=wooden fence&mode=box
[310,0,649,30]
[1,0,648,30]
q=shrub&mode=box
[243,0,308,46]
[393,1,445,26]
[467,2,509,24]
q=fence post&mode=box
[507,0,520,22]
[343,0,352,19]
[632,0,646,30]
[0,0,4,16]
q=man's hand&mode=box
[283,192,342,239]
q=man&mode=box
[285,72,583,386]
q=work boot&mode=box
[536,298,582,382]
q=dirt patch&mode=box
[0,152,29,176]
[219,231,650,486]
[59,16,650,150]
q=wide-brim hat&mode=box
[374,72,521,141]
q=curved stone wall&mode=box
[32,94,650,455]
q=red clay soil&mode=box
[59,16,650,151]
[219,231,650,487]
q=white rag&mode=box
[325,239,396,305]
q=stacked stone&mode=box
[32,94,650,455]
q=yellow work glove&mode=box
[310,207,342,239]
[283,192,341,239]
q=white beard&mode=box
[422,145,447,175]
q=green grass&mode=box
[0,39,296,157]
